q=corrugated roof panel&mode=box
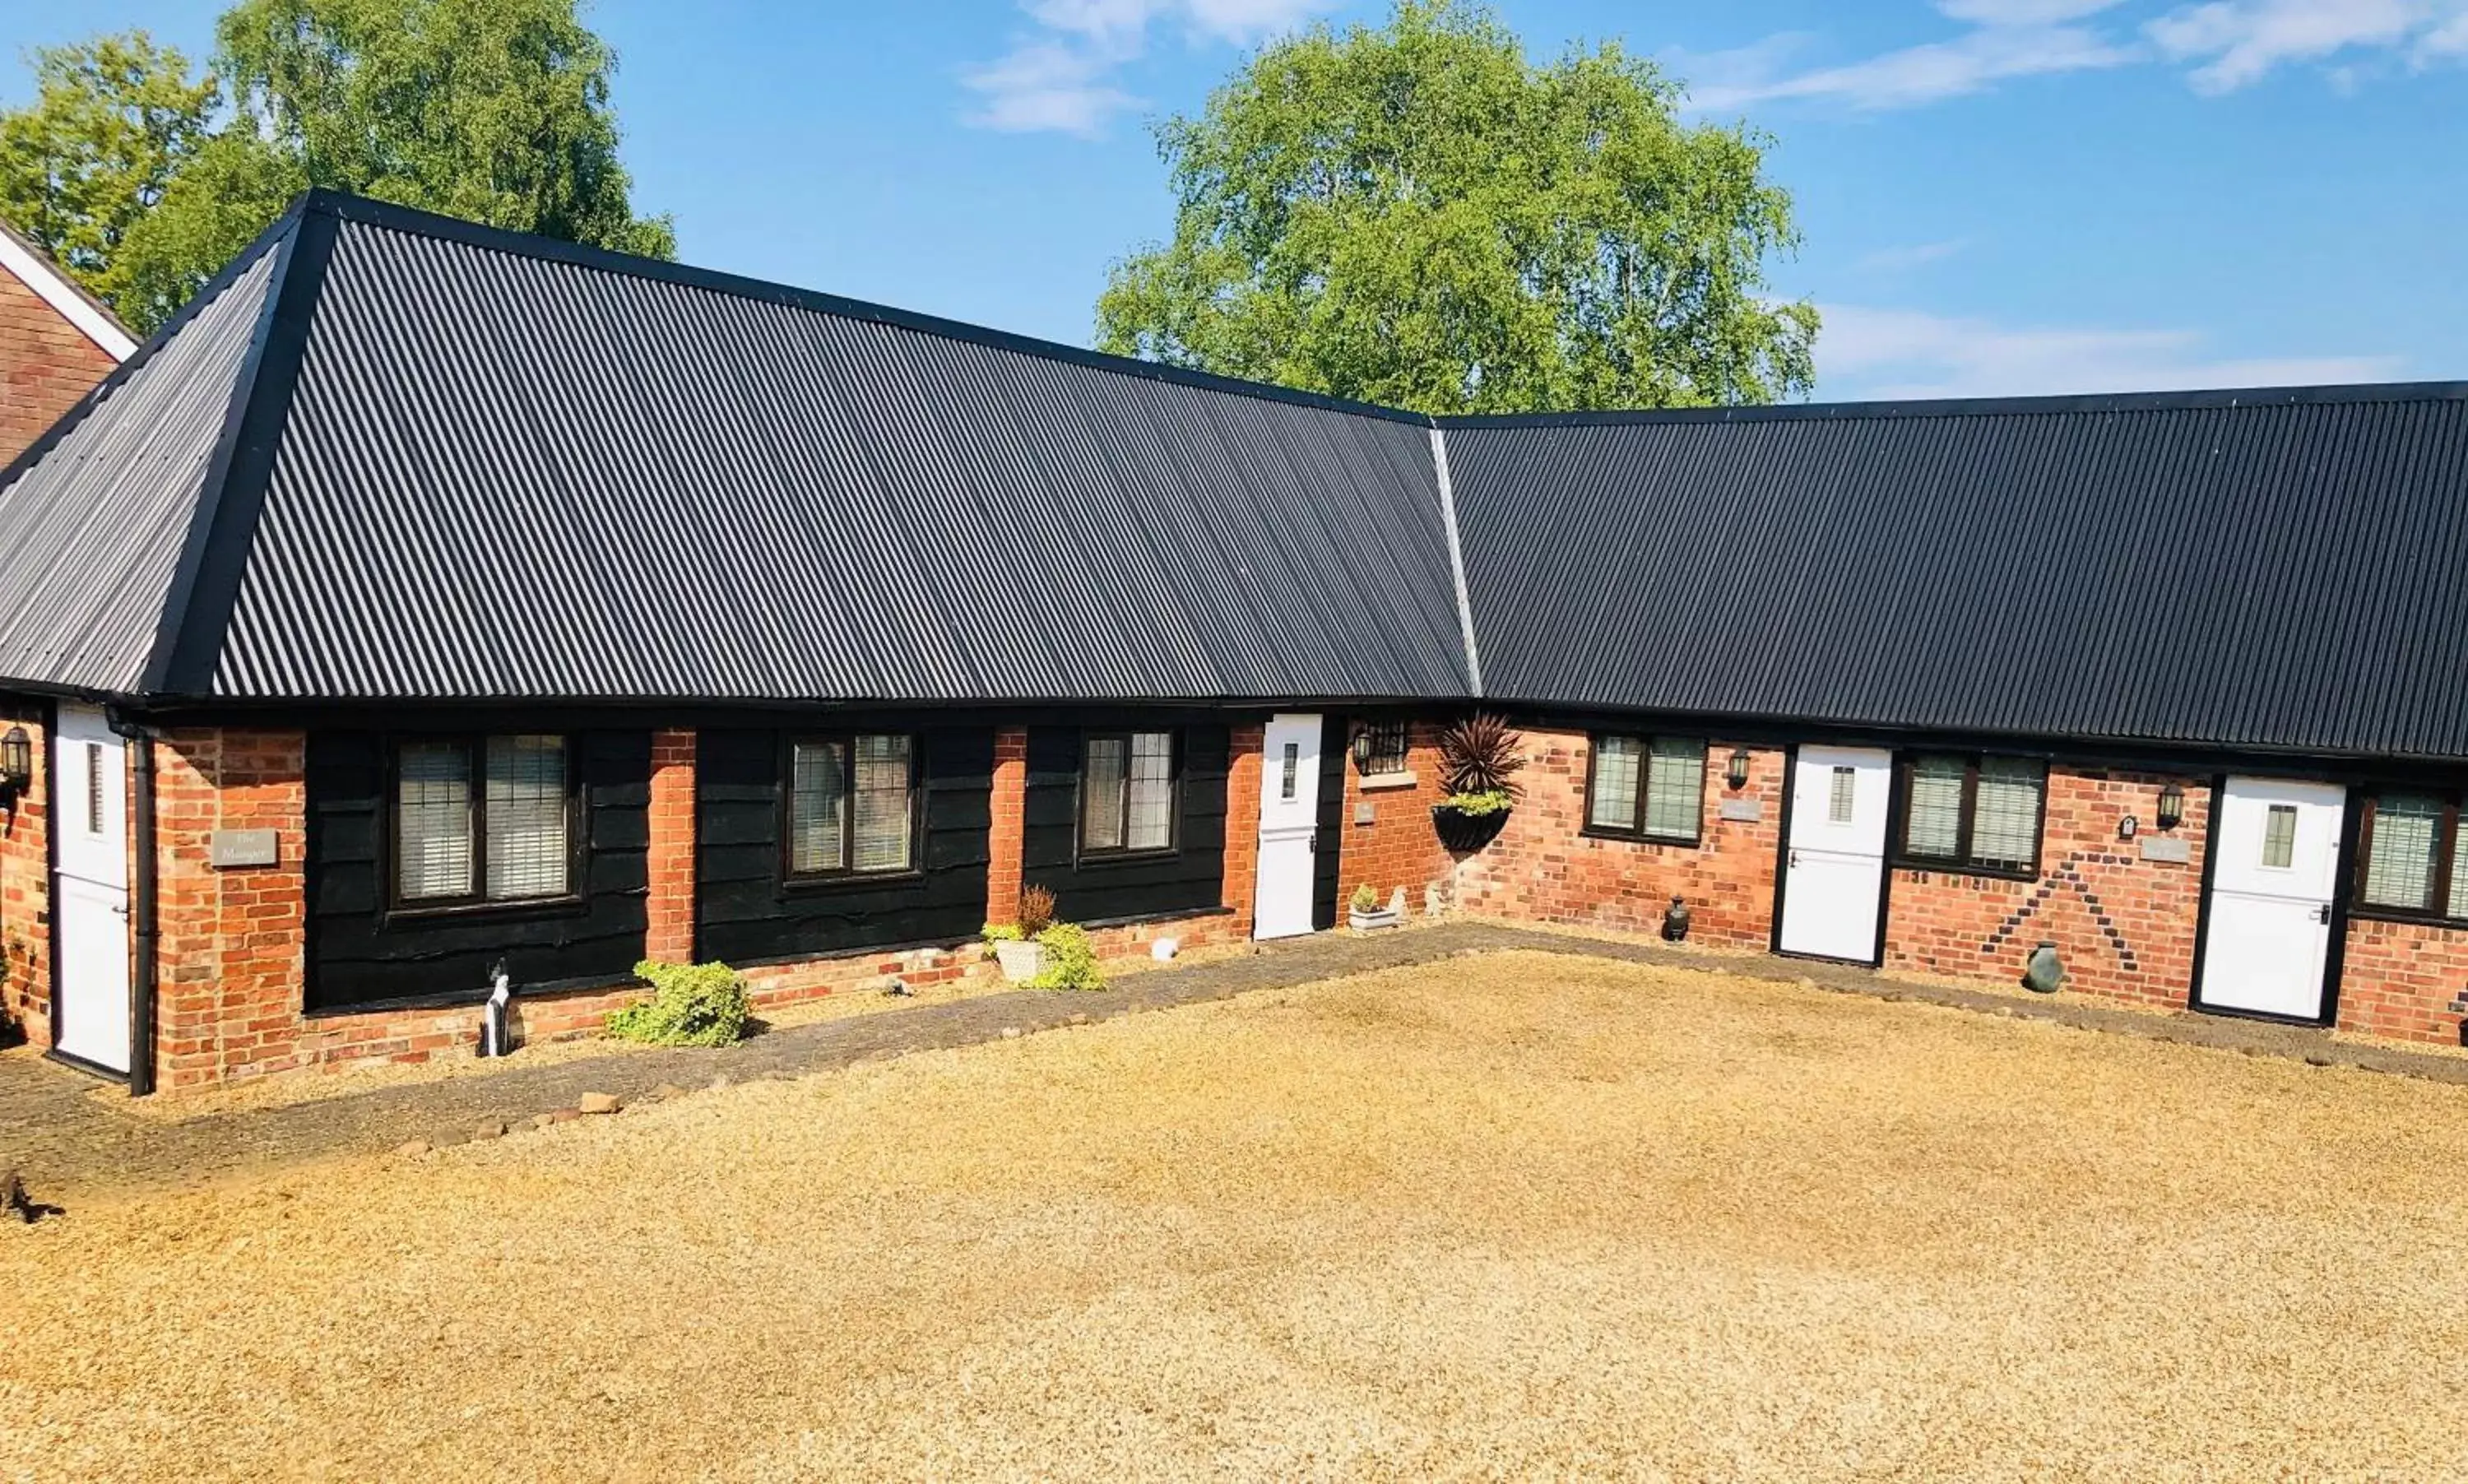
[205,204,1471,703]
[1449,397,2468,758]
[0,240,282,693]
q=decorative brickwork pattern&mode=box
[644,729,697,963]
[0,701,49,1046]
[0,267,116,462]
[1886,769,2208,1011]
[987,727,1028,928]
[1335,721,1453,916]
[1219,723,1264,936]
[1455,729,1785,948]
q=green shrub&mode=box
[1350,882,1380,912]
[1029,922,1105,991]
[608,960,751,1046]
[982,921,1023,942]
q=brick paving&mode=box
[5,921,2466,1203]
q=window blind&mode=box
[1970,758,2041,868]
[485,735,568,900]
[1126,732,1174,850]
[791,740,848,874]
[2364,795,2442,911]
[851,735,913,872]
[1904,758,1965,857]
[1083,736,1127,851]
[397,742,473,900]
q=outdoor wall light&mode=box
[2156,781,2186,832]
[1351,728,1375,769]
[1725,747,1752,791]
[0,726,30,802]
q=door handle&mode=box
[1790,850,1801,867]
[2315,903,2332,925]
[110,902,129,918]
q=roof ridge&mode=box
[296,189,1440,429]
[1439,381,2468,429]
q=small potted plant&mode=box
[1348,883,1402,932]
[1431,712,1524,853]
[990,884,1055,983]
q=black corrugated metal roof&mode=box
[1445,392,2468,760]
[2,189,2466,763]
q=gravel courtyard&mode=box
[5,949,2466,1482]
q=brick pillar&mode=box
[986,726,1028,928]
[0,701,51,1047]
[1221,722,1264,935]
[645,729,698,963]
[153,728,308,1088]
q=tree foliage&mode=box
[0,0,671,335]
[1095,0,1817,414]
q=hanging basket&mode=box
[1431,803,1510,855]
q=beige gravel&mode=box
[7,951,2468,1482]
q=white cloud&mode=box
[1854,239,1972,272]
[964,0,1330,135]
[1682,0,2136,112]
[1817,304,2403,399]
[2146,0,2468,91]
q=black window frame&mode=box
[1076,728,1181,863]
[383,732,585,921]
[1357,720,1410,777]
[1580,733,1708,847]
[778,730,926,888]
[1890,752,2048,881]
[2352,790,2468,926]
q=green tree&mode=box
[0,33,223,322]
[0,0,671,335]
[1095,0,1817,414]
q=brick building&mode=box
[1,216,134,461]
[5,190,2467,1093]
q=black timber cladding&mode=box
[194,193,1472,704]
[694,724,994,965]
[1023,719,1229,924]
[304,728,651,1009]
[1444,390,2468,761]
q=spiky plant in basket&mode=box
[1435,713,1525,816]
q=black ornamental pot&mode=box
[1431,803,1510,855]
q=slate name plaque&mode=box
[210,828,280,869]
[2139,836,2192,865]
[1719,798,1764,823]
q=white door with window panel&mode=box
[1778,745,1892,962]
[52,703,132,1074]
[1254,714,1320,939]
[2197,777,2344,1022]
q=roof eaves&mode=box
[0,214,138,359]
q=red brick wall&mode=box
[1456,728,1786,948]
[0,700,49,1046]
[154,728,311,1088]
[1885,768,2211,1011]
[2338,918,2468,1044]
[1219,721,1264,936]
[644,729,696,963]
[1334,720,1453,916]
[987,727,1027,928]
[1,266,116,462]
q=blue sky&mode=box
[5,0,2462,400]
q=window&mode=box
[1083,730,1176,856]
[393,735,573,907]
[1894,754,2045,876]
[1828,767,1857,824]
[2357,792,2468,922]
[84,741,104,836]
[786,733,916,879]
[1584,735,1705,844]
[2260,804,2299,870]
[1358,721,1408,777]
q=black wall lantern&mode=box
[1350,728,1374,770]
[2156,781,2186,832]
[0,726,30,804]
[1725,747,1752,791]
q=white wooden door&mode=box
[1254,714,1321,939]
[52,703,132,1074]
[1778,745,1893,963]
[2197,777,2344,1022]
